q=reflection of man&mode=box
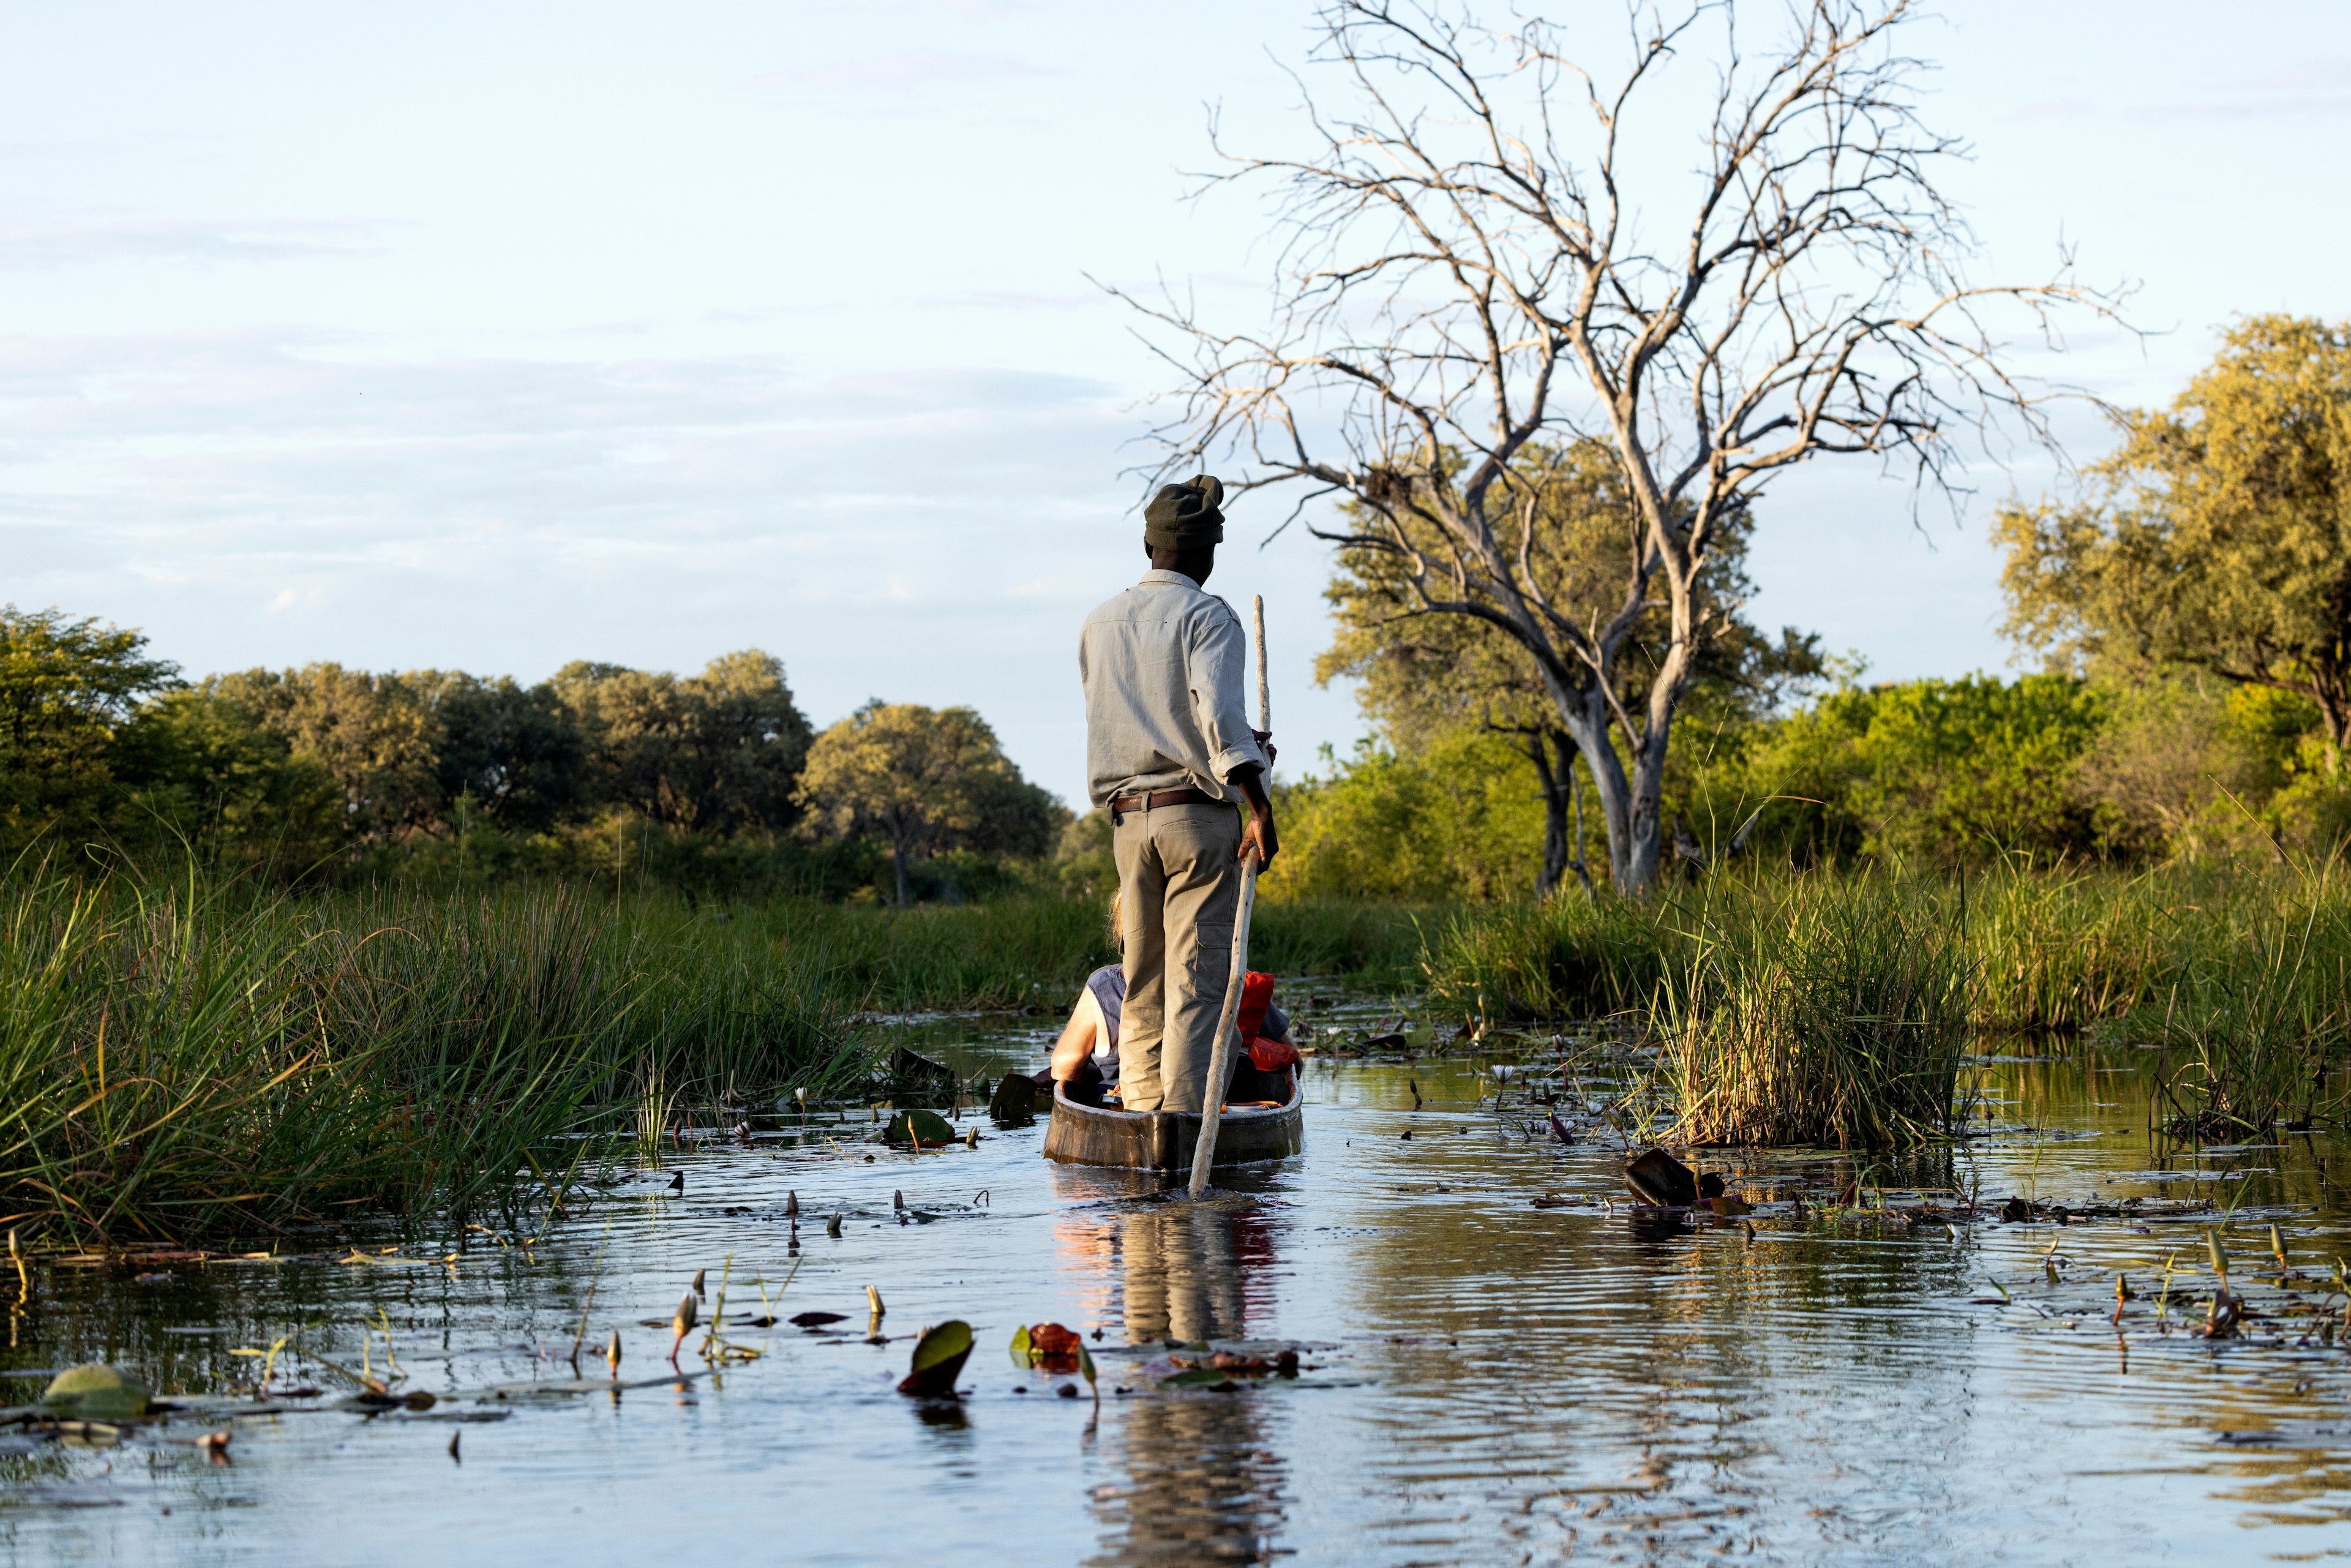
[1078,475,1278,1114]
[1076,1198,1285,1566]
[1117,1202,1247,1346]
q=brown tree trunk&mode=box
[1524,729,1593,898]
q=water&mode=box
[7,1005,2351,1566]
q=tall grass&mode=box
[1413,859,2351,1145]
[1962,867,2168,1030]
[0,865,867,1248]
[2124,862,2351,1136]
[744,896,1116,1011]
[1419,895,1666,1019]
[1657,875,1969,1147]
[689,895,1433,1013]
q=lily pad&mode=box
[1161,1369,1243,1389]
[42,1364,151,1420]
[883,1110,958,1147]
[897,1320,973,1397]
[988,1073,1041,1127]
[1010,1322,1083,1372]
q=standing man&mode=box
[1078,475,1278,1114]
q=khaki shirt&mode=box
[1079,569,1268,808]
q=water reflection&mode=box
[1090,1389,1285,1567]
[1062,1192,1288,1566]
[13,1032,2351,1564]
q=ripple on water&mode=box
[4,1033,2351,1564]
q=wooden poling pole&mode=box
[1253,594,1271,732]
[1186,856,1256,1196]
[1188,596,1271,1200]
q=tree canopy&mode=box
[798,701,1057,907]
[1316,441,1821,892]
[2000,314,2351,746]
[553,652,812,834]
[0,606,181,830]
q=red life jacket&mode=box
[1235,971,1301,1072]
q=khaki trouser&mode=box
[1112,801,1243,1113]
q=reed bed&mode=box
[1960,868,2169,1030]
[0,866,866,1248]
[1655,875,1970,1147]
[1418,895,1666,1020]
[2124,865,2351,1136]
[1415,860,2351,1146]
[714,895,1431,1012]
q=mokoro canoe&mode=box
[1041,1075,1305,1171]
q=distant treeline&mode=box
[0,607,1065,902]
[1262,666,2351,903]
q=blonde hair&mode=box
[1108,890,1123,954]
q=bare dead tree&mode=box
[1109,0,2128,894]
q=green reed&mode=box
[2127,861,2351,1136]
[1408,858,2351,1145]
[1417,895,1668,1020]
[1654,872,1970,1148]
[700,894,1431,1013]
[0,863,868,1248]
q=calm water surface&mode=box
[7,1002,2351,1566]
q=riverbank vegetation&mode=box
[11,309,2351,1201]
[0,864,868,1249]
[1421,860,2351,1146]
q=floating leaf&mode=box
[897,1320,974,1397]
[790,1311,847,1329]
[1160,1368,1243,1388]
[988,1073,1041,1127]
[884,1110,957,1147]
[1010,1321,1082,1372]
[42,1364,151,1420]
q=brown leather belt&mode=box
[1111,786,1223,815]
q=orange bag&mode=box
[1235,971,1302,1072]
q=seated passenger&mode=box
[1038,965,1296,1108]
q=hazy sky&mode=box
[4,1,2347,806]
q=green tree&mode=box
[553,650,811,832]
[407,671,584,835]
[1318,441,1821,893]
[690,650,814,832]
[1999,315,2351,749]
[797,701,1041,907]
[1738,674,2108,866]
[206,664,444,838]
[0,606,181,831]
[113,689,345,860]
[1262,730,1545,903]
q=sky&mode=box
[2,1,2348,807]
